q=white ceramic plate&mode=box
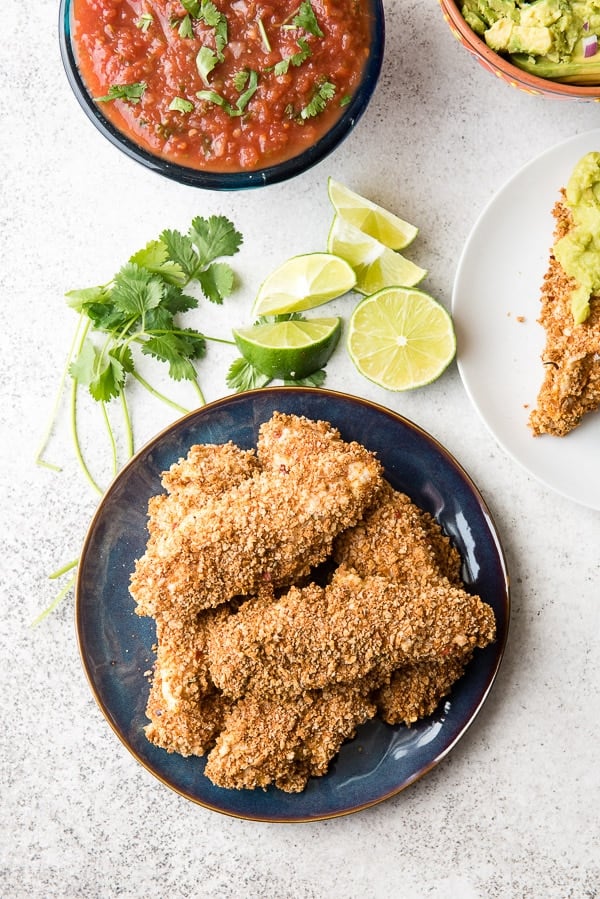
[453,129,600,511]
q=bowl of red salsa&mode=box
[59,0,385,189]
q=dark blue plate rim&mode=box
[75,387,510,822]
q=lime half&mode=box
[347,287,456,390]
[328,178,419,250]
[327,215,427,295]
[233,317,342,379]
[252,252,356,316]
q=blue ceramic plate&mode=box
[76,388,509,821]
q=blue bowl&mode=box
[58,0,385,189]
[76,387,510,822]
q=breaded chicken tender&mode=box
[204,684,376,793]
[130,414,383,619]
[144,608,233,757]
[529,197,600,437]
[374,656,472,727]
[208,565,496,701]
[142,442,259,549]
[333,482,462,585]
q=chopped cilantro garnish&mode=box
[169,96,195,113]
[300,80,335,119]
[196,46,218,85]
[178,14,194,38]
[291,1,323,37]
[95,82,147,105]
[136,13,153,32]
[197,70,258,117]
[273,37,311,76]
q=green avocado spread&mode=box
[460,1,600,83]
[553,150,600,324]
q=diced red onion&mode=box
[583,20,590,32]
[583,34,598,58]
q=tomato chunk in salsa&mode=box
[71,0,373,172]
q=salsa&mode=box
[71,0,372,172]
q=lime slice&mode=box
[252,252,356,316]
[328,178,419,250]
[233,317,342,379]
[327,215,427,295]
[347,287,456,390]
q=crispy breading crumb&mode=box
[529,196,600,437]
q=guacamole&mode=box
[460,0,600,83]
[553,151,600,324]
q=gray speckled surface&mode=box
[2,1,599,897]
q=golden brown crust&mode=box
[333,482,463,585]
[375,656,472,727]
[204,685,376,793]
[529,196,600,437]
[207,565,495,701]
[130,413,383,619]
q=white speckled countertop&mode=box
[2,1,599,896]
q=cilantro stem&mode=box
[35,316,85,471]
[71,376,104,497]
[121,391,134,459]
[131,371,191,414]
[50,557,80,579]
[31,572,77,627]
[101,401,119,479]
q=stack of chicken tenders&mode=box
[129,412,496,793]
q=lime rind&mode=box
[346,287,456,391]
[252,252,356,316]
[327,178,419,250]
[233,317,342,379]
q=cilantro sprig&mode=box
[34,215,242,624]
[37,215,242,494]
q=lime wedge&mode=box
[328,178,419,250]
[347,287,456,390]
[233,317,342,379]
[327,215,427,295]
[252,252,356,316]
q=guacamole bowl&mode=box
[59,0,385,189]
[439,0,600,100]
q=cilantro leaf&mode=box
[178,14,194,38]
[160,229,200,280]
[70,341,126,402]
[65,286,109,311]
[169,96,195,113]
[274,38,311,76]
[111,263,164,316]
[293,1,323,37]
[136,13,153,32]
[300,80,335,119]
[196,46,218,85]
[95,82,147,104]
[141,333,201,381]
[180,0,201,16]
[197,262,235,304]
[283,369,326,387]
[236,69,258,112]
[226,357,271,392]
[160,284,198,316]
[189,215,243,264]
[129,239,186,285]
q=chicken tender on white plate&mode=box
[130,413,383,619]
